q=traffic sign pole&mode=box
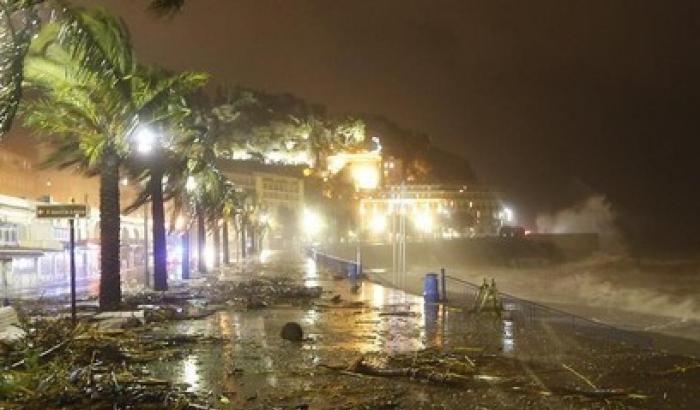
[69,218,77,326]
[37,203,86,326]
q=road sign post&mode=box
[68,218,77,324]
[37,203,88,326]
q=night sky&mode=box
[21,1,700,251]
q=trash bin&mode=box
[346,262,359,279]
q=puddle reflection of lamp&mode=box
[502,319,515,354]
[182,355,200,391]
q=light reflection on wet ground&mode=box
[142,252,700,409]
[147,252,525,407]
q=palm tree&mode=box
[22,7,205,308]
[125,69,207,291]
[150,108,229,275]
[205,178,243,265]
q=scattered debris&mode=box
[342,355,471,386]
[320,348,652,405]
[0,306,25,343]
[379,311,418,318]
[123,276,323,313]
[561,363,597,390]
[0,312,222,409]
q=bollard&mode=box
[423,273,439,303]
[440,267,447,302]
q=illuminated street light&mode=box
[185,176,197,192]
[369,212,387,234]
[413,210,434,233]
[175,215,186,230]
[302,208,324,237]
[501,207,514,223]
[133,126,157,154]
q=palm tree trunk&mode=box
[222,220,230,265]
[99,149,121,310]
[240,216,247,259]
[151,166,167,291]
[233,215,240,262]
[181,230,190,279]
[197,205,206,274]
[249,224,256,255]
[213,220,221,269]
[234,228,239,261]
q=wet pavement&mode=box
[364,258,700,357]
[148,254,430,406]
[138,251,699,409]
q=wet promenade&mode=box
[139,251,698,409]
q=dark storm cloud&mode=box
[61,1,700,250]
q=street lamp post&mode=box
[150,162,168,291]
[196,203,207,274]
[181,228,190,279]
[143,204,149,287]
[133,126,168,291]
[222,218,230,265]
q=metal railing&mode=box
[306,248,361,280]
[308,248,654,350]
[442,273,654,349]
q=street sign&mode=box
[36,204,88,219]
[35,202,87,326]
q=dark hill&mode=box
[361,114,477,183]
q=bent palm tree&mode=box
[22,7,205,308]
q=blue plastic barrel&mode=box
[423,273,439,303]
[424,302,439,329]
[346,262,359,279]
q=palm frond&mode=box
[0,0,41,135]
[134,68,208,126]
[53,3,133,99]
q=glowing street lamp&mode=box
[369,212,387,234]
[501,207,515,224]
[133,126,157,154]
[175,215,186,230]
[302,208,324,237]
[185,176,197,192]
[413,210,434,233]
